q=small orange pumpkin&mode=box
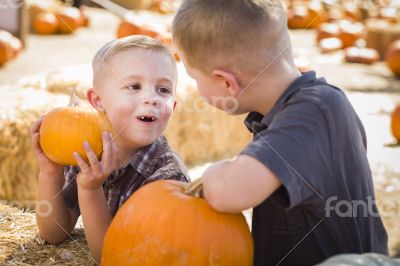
[391,105,400,142]
[56,7,81,34]
[117,19,161,39]
[39,94,113,165]
[337,20,364,48]
[386,40,400,78]
[0,30,21,65]
[33,12,59,35]
[287,6,311,29]
[101,179,254,266]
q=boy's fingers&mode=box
[101,131,111,168]
[31,117,43,135]
[73,152,90,174]
[83,141,102,176]
[110,133,119,168]
[31,133,42,153]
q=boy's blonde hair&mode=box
[92,35,176,88]
[172,0,288,76]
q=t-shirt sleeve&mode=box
[62,166,81,215]
[240,101,332,209]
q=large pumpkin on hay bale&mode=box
[101,179,253,266]
[39,93,113,165]
[386,40,400,78]
[391,105,400,142]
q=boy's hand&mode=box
[74,131,119,190]
[31,116,64,176]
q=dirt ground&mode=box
[0,6,399,264]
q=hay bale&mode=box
[165,85,252,167]
[18,64,92,100]
[366,19,400,60]
[0,203,92,265]
[0,86,69,202]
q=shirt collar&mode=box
[244,71,320,133]
[127,135,169,178]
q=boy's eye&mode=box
[126,84,141,91]
[158,87,171,94]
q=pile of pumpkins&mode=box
[116,14,178,60]
[0,30,23,66]
[30,0,89,35]
[287,0,400,77]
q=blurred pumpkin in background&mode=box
[33,12,59,35]
[391,105,400,142]
[386,40,400,78]
[56,7,81,34]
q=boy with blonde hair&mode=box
[173,0,388,265]
[32,35,188,263]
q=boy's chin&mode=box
[128,134,160,149]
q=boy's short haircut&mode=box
[92,35,176,88]
[172,0,288,75]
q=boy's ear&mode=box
[212,69,241,97]
[86,88,104,111]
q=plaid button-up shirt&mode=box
[62,136,189,217]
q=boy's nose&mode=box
[144,97,159,107]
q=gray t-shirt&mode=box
[241,71,388,266]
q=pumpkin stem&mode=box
[184,178,204,198]
[68,92,81,107]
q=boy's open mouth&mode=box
[137,115,157,123]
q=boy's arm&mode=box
[36,170,80,244]
[32,117,79,244]
[77,186,112,262]
[202,154,281,213]
[72,131,119,262]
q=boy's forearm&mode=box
[202,156,281,213]
[36,170,73,244]
[78,187,112,262]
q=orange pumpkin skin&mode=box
[101,180,254,266]
[0,41,12,65]
[117,20,159,39]
[0,30,17,65]
[33,12,59,35]
[337,21,364,48]
[287,6,311,29]
[39,98,113,165]
[386,40,400,78]
[392,105,400,142]
[56,7,81,34]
